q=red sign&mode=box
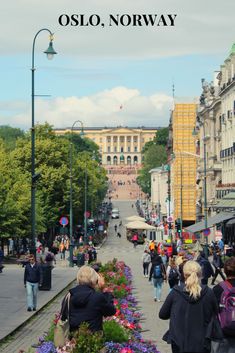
[203,228,211,236]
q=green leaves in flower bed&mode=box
[44,322,55,343]
[72,323,104,353]
[113,286,128,299]
[103,320,129,343]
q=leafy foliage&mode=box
[73,323,104,353]
[103,320,129,343]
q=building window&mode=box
[142,138,145,143]
[100,138,102,143]
[133,136,138,143]
[107,136,111,143]
[113,136,117,143]
[134,146,137,152]
[107,146,110,153]
[127,146,130,152]
[127,136,131,142]
[107,156,111,165]
[120,136,124,143]
[114,146,117,152]
[120,147,124,153]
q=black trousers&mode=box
[143,262,149,275]
[211,267,226,284]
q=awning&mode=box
[185,212,235,233]
[214,191,235,209]
[125,221,156,230]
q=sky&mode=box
[0,0,234,130]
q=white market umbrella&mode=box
[125,221,156,230]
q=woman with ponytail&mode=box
[159,260,222,353]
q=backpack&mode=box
[218,281,235,335]
[153,264,162,279]
[168,267,179,281]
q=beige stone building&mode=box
[55,126,158,166]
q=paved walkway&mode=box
[0,261,77,353]
[98,200,171,353]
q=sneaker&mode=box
[157,299,161,302]
[33,307,36,311]
[27,308,32,312]
[154,298,157,302]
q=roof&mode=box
[214,191,235,209]
[229,43,235,56]
[185,212,235,233]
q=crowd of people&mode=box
[141,240,235,353]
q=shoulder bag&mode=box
[54,292,71,347]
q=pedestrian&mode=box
[166,257,180,289]
[24,254,42,312]
[149,252,166,302]
[117,232,121,238]
[132,233,138,248]
[197,251,214,285]
[159,260,222,353]
[142,250,151,277]
[59,241,66,260]
[114,224,118,233]
[211,257,235,353]
[211,249,226,285]
[119,220,122,227]
[61,265,116,332]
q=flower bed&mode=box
[33,259,160,353]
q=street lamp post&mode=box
[69,120,84,267]
[84,163,88,245]
[31,29,57,256]
[192,127,208,245]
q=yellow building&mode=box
[172,104,197,225]
[55,126,158,166]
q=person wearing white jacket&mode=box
[142,250,151,277]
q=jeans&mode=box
[26,281,38,309]
[153,277,163,300]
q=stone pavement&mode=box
[108,172,142,201]
[98,200,171,353]
[0,260,77,353]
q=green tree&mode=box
[0,125,25,151]
[137,144,167,194]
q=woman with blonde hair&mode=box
[61,265,116,332]
[159,260,221,353]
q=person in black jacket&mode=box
[149,252,166,302]
[211,250,226,285]
[197,251,214,285]
[24,254,42,312]
[64,265,116,332]
[159,260,222,353]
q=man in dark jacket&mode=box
[197,252,214,285]
[62,265,116,332]
[24,255,42,311]
[211,250,226,285]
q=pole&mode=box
[167,165,172,243]
[69,120,84,266]
[31,28,53,257]
[84,164,88,244]
[180,157,183,238]
[69,140,73,267]
[203,124,208,245]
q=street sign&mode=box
[167,216,173,223]
[203,228,211,236]
[59,216,69,226]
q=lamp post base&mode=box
[69,244,74,267]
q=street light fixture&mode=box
[69,120,84,267]
[31,29,57,256]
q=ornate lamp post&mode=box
[69,120,84,266]
[31,29,57,256]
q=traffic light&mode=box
[175,218,182,234]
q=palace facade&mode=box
[55,126,158,166]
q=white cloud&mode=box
[1,87,175,129]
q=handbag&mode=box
[54,292,71,347]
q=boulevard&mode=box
[0,199,170,353]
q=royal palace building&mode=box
[54,126,158,166]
